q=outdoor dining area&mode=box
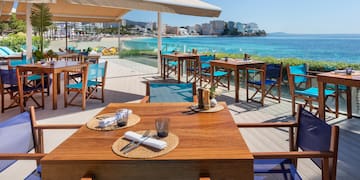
[1,47,360,179]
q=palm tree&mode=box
[31,3,52,53]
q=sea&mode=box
[123,34,360,64]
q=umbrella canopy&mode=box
[0,0,129,22]
[1,0,221,22]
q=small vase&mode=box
[210,98,217,108]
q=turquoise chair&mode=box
[0,106,81,179]
[64,61,108,110]
[142,82,196,103]
[237,105,339,180]
[287,64,338,117]
[186,55,215,83]
[161,50,178,78]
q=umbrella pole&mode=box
[157,12,162,74]
[65,21,68,50]
[26,3,33,62]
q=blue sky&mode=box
[124,0,360,34]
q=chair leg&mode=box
[292,96,296,116]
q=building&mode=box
[210,20,225,35]
[165,25,178,35]
[201,23,211,35]
[235,22,245,33]
[246,23,259,33]
[227,21,235,31]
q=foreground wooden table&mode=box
[318,71,360,120]
[41,102,253,180]
[210,59,264,102]
[17,61,86,109]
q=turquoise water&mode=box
[124,34,360,64]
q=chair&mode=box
[141,82,197,103]
[0,106,82,180]
[0,69,19,113]
[8,56,52,96]
[161,50,178,78]
[246,63,283,106]
[237,105,339,180]
[16,66,46,112]
[287,64,338,117]
[186,55,214,84]
[64,61,108,110]
[201,70,231,91]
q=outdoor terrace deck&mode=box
[0,56,359,179]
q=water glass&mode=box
[155,118,169,137]
[346,67,352,75]
[116,109,129,127]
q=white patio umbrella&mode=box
[1,0,221,70]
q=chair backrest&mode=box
[147,82,195,102]
[0,111,35,172]
[8,56,31,69]
[87,61,107,81]
[199,55,215,63]
[0,69,18,86]
[296,106,339,177]
[288,64,308,84]
[265,63,283,81]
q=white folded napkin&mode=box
[98,116,117,128]
[124,131,167,150]
[97,109,133,128]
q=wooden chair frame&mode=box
[246,63,283,106]
[287,65,339,117]
[64,62,107,110]
[0,106,82,178]
[237,105,339,180]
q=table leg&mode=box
[318,81,325,120]
[162,56,165,80]
[210,65,214,87]
[346,86,352,119]
[177,58,181,83]
[52,73,58,110]
[235,69,240,103]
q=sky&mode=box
[123,0,360,34]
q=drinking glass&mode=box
[155,118,169,137]
[116,109,129,127]
[346,67,353,75]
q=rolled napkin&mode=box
[124,131,167,150]
[98,109,133,128]
[98,116,117,128]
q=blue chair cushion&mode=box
[149,83,194,102]
[295,87,335,97]
[66,80,99,89]
[248,79,277,86]
[254,159,302,180]
[24,165,41,180]
[202,71,228,77]
[0,112,33,172]
[168,61,178,67]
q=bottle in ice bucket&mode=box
[192,48,198,54]
[244,53,249,60]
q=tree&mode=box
[31,3,52,54]
[9,14,26,34]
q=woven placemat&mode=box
[86,113,141,131]
[199,104,224,113]
[112,130,179,159]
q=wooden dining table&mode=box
[41,102,254,180]
[318,71,360,120]
[161,53,200,83]
[17,61,86,110]
[210,59,264,103]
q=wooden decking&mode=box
[0,57,359,179]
